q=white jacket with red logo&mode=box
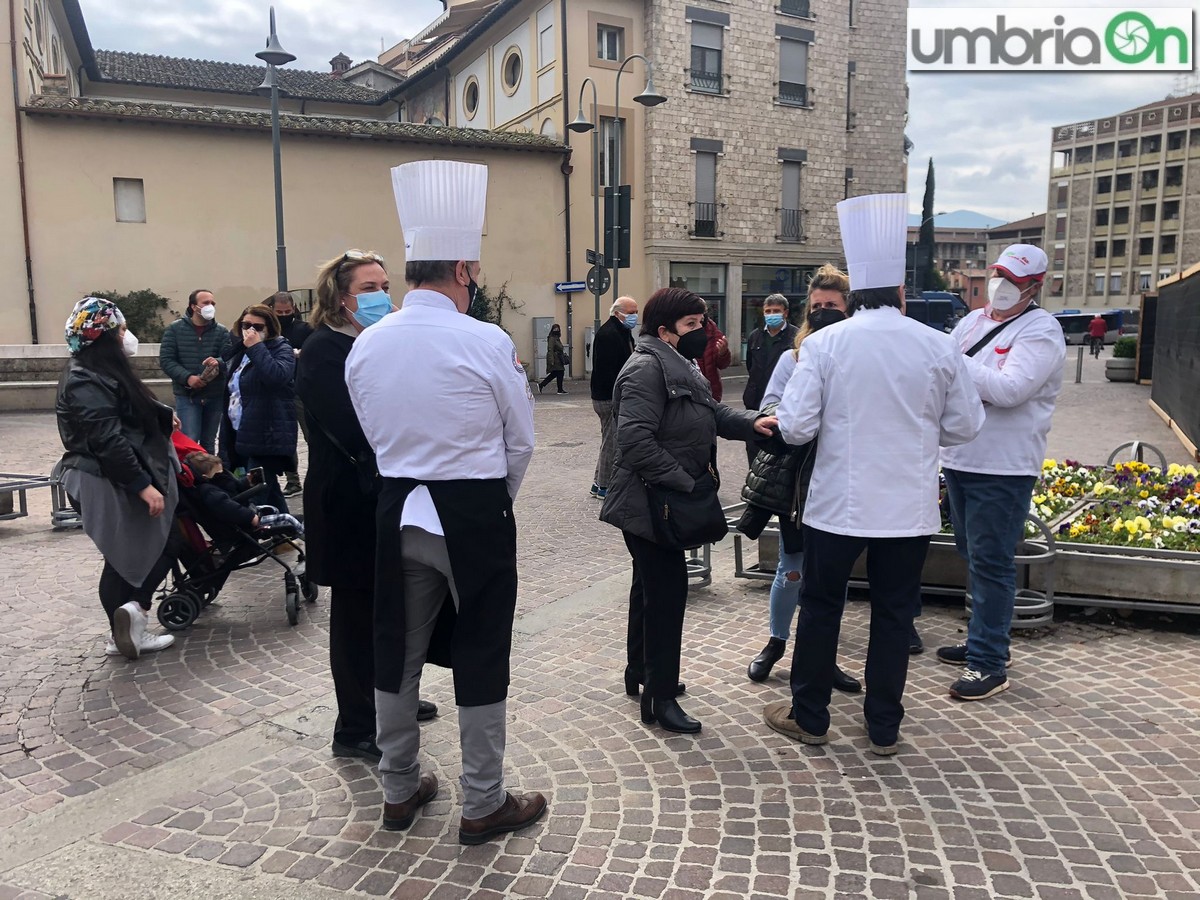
[940,306,1065,477]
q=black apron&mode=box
[374,476,518,707]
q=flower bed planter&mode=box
[1105,357,1136,382]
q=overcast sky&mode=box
[79,0,1192,226]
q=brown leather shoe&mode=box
[458,791,547,845]
[382,773,438,831]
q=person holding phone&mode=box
[219,304,297,513]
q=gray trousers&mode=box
[375,527,507,820]
[593,399,617,488]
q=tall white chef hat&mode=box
[390,160,488,262]
[835,193,908,292]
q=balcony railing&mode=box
[778,80,808,106]
[690,69,722,94]
[779,208,803,242]
[693,202,718,238]
[780,0,811,16]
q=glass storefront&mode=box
[669,263,727,329]
[741,264,816,353]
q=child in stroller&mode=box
[154,433,316,631]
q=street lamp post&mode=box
[609,54,667,303]
[255,7,296,293]
[568,79,603,339]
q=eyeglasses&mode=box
[242,323,267,333]
[334,249,385,284]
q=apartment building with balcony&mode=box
[391,0,908,361]
[1047,94,1200,311]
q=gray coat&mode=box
[599,335,761,543]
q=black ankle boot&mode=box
[747,638,786,683]
[640,695,701,734]
[832,665,862,694]
[624,668,685,698]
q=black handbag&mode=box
[645,465,728,550]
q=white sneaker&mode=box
[104,639,122,657]
[137,631,175,654]
[111,601,144,660]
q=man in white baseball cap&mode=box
[767,194,985,756]
[346,160,544,843]
[936,243,1065,701]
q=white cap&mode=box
[835,193,908,291]
[990,243,1048,283]
[391,160,488,261]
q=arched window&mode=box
[33,2,44,51]
[28,69,36,97]
[50,36,61,73]
[540,118,556,139]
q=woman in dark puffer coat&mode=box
[220,304,296,513]
[600,287,777,735]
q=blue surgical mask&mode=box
[623,313,638,330]
[764,313,785,329]
[351,290,391,329]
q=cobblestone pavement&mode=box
[1,354,1198,899]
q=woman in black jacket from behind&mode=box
[600,288,777,734]
[55,297,179,661]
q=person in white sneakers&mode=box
[54,298,179,660]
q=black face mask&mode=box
[808,307,847,331]
[467,279,479,307]
[675,327,709,361]
[277,314,294,327]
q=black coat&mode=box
[294,327,376,590]
[599,336,760,543]
[590,315,635,401]
[737,402,818,554]
[742,323,800,410]
[220,337,297,462]
[277,316,313,351]
[191,473,257,531]
[55,359,175,494]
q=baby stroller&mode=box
[155,433,317,630]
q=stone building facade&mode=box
[391,0,908,363]
[1048,94,1200,312]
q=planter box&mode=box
[1031,543,1200,608]
[1105,357,1136,382]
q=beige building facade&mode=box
[1048,94,1200,312]
[1,0,568,370]
[389,0,908,362]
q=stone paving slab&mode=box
[1,354,1199,898]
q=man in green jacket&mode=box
[159,289,231,452]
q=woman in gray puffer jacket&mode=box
[600,288,776,735]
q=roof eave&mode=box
[62,0,100,80]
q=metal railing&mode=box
[778,80,808,106]
[780,0,811,16]
[690,69,722,93]
[693,202,717,237]
[779,208,802,242]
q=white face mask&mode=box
[122,329,139,357]
[199,304,217,322]
[987,277,1025,312]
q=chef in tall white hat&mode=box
[936,243,1064,703]
[766,193,984,755]
[345,159,544,844]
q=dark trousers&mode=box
[329,585,376,744]
[789,525,931,746]
[539,369,564,391]
[623,531,688,700]
[247,455,290,515]
[98,544,179,627]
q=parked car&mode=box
[906,292,968,333]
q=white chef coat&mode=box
[762,350,797,408]
[345,290,535,535]
[777,307,985,538]
[940,306,1065,477]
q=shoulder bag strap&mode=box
[303,406,365,469]
[964,304,1040,358]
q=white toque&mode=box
[835,193,908,292]
[391,160,489,262]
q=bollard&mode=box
[1075,344,1084,384]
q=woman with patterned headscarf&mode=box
[54,297,179,661]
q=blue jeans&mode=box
[175,395,223,453]
[943,469,1037,677]
[769,537,805,641]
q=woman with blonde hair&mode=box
[740,264,855,686]
[295,251,436,762]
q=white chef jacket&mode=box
[940,306,1065,477]
[777,307,985,538]
[762,350,797,408]
[345,290,535,535]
